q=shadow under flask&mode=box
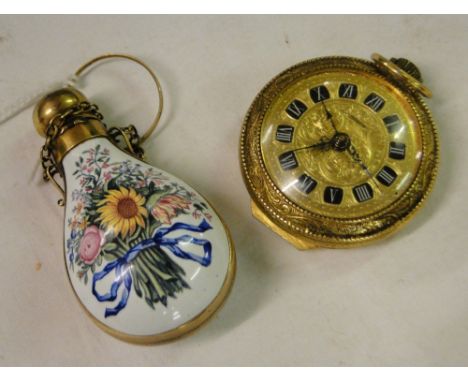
[33,80,235,343]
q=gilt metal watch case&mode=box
[240,53,439,249]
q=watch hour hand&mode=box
[321,101,338,134]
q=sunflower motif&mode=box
[97,187,147,238]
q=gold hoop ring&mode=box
[74,53,164,143]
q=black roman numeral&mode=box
[389,142,406,160]
[364,93,385,112]
[276,125,294,143]
[376,166,397,186]
[324,187,343,204]
[286,100,307,119]
[383,114,403,134]
[353,183,373,202]
[310,85,330,103]
[278,151,298,170]
[295,174,317,194]
[339,83,358,99]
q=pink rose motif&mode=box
[103,172,112,182]
[79,226,105,265]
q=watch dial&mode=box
[260,71,423,219]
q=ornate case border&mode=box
[240,56,439,248]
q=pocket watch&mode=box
[240,53,439,249]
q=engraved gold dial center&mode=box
[294,99,388,188]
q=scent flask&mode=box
[33,55,236,343]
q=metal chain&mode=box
[107,125,145,160]
[40,101,145,205]
[40,102,103,182]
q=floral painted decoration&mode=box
[66,144,214,318]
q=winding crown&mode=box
[390,58,423,82]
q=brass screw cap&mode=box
[33,87,88,137]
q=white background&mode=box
[0,15,467,366]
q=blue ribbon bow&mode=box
[92,219,213,318]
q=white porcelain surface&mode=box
[62,138,231,337]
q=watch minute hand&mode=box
[346,144,382,191]
[292,138,332,153]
